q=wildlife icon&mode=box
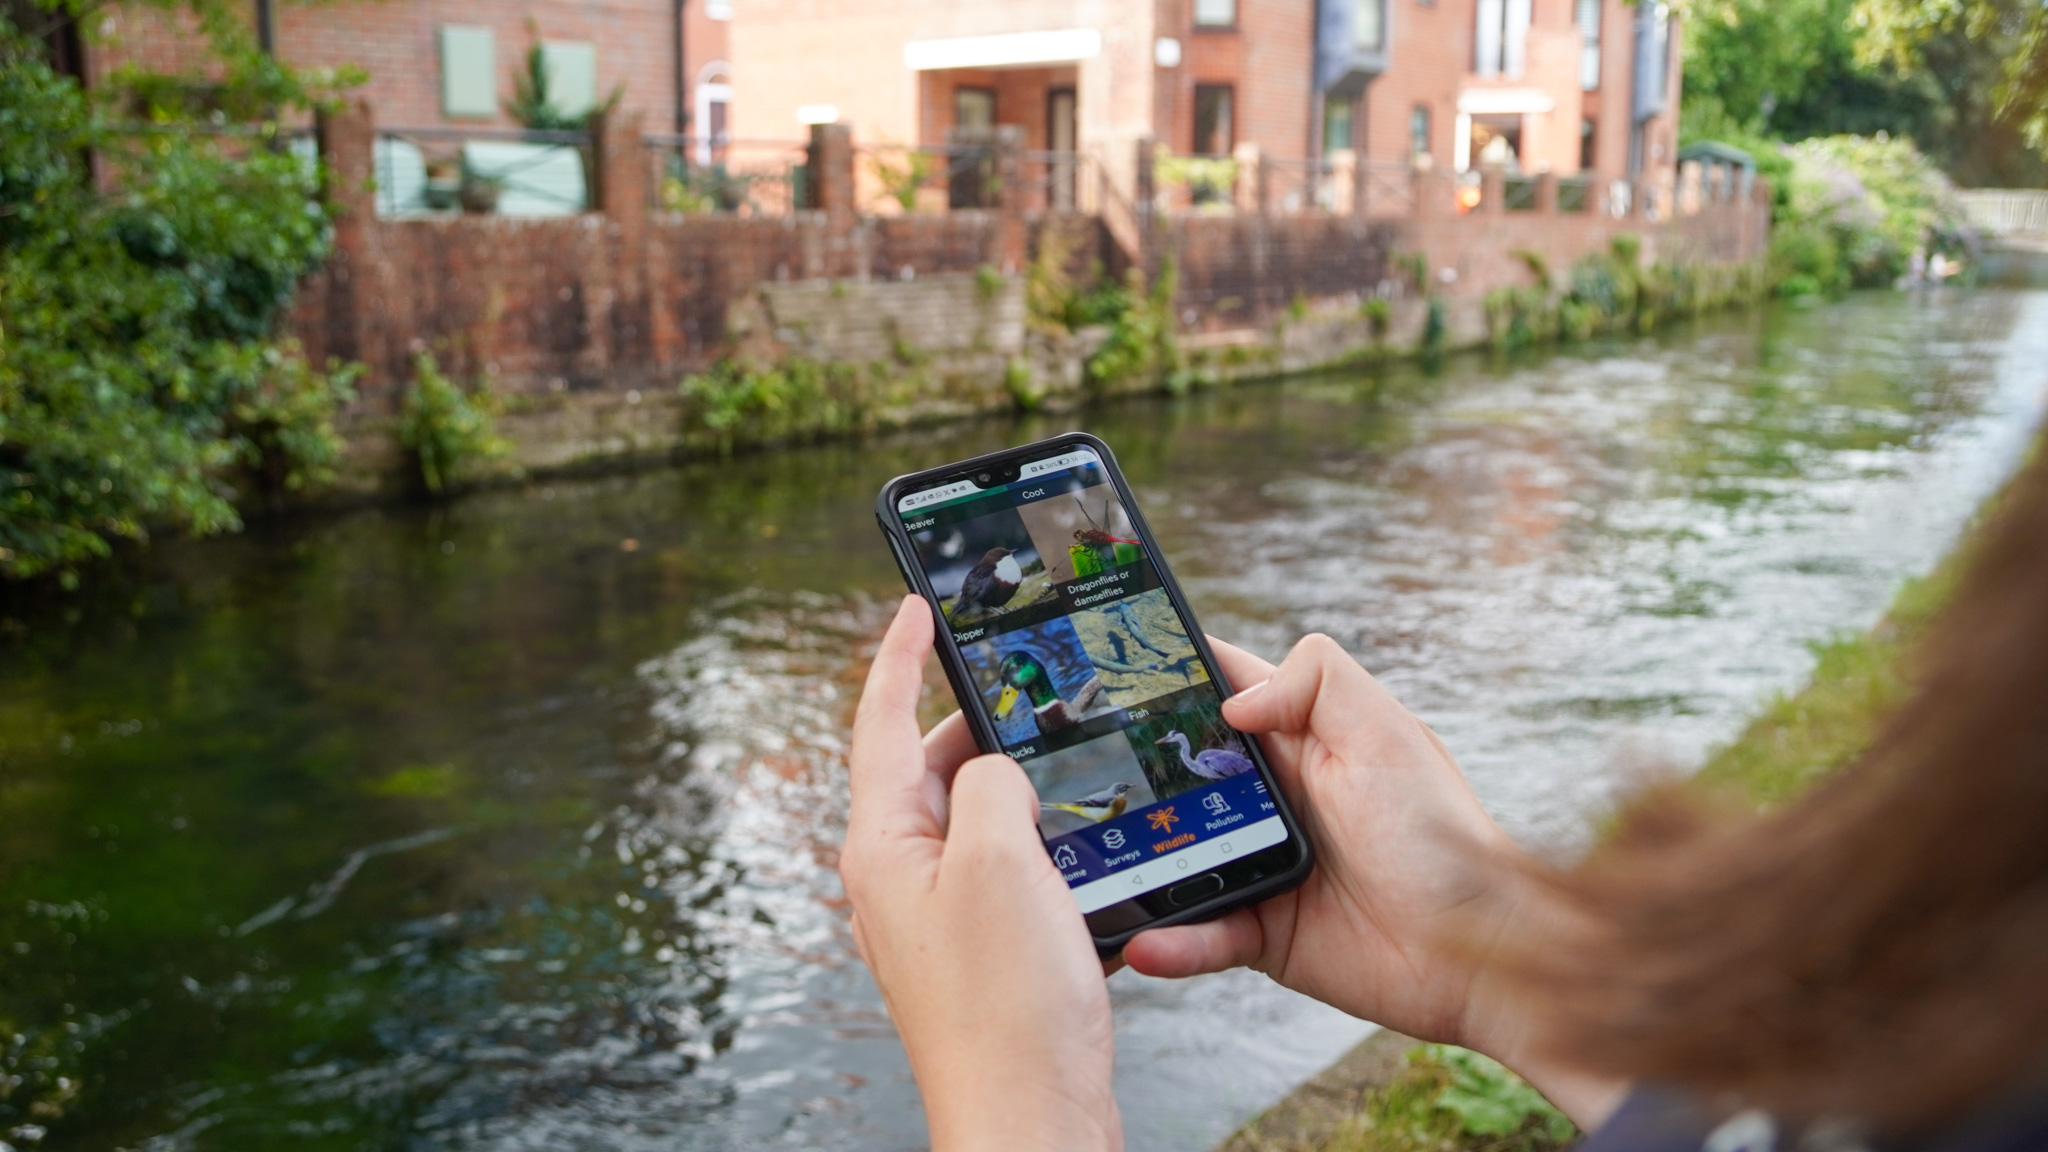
[961,615,1118,747]
[909,507,1058,626]
[1017,480,1145,585]
[1021,732,1158,837]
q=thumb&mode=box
[1223,633,1387,766]
[943,753,1054,866]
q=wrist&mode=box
[1452,863,1629,1131]
[923,1071,1121,1152]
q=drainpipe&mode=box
[674,0,689,135]
[1308,0,1324,162]
[253,0,275,54]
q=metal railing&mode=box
[1556,176,1593,214]
[375,126,592,218]
[1359,162,1421,218]
[644,134,809,217]
[1958,189,2048,236]
[1503,174,1539,211]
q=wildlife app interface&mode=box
[897,446,1285,912]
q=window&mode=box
[1323,99,1354,155]
[1580,117,1596,170]
[954,87,995,132]
[1575,0,1601,89]
[1410,104,1431,160]
[705,0,733,18]
[1353,0,1385,50]
[439,26,495,119]
[540,42,597,120]
[1193,84,1234,155]
[1473,0,1531,78]
[1194,0,1237,27]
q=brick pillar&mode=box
[1413,163,1449,218]
[1326,148,1357,216]
[315,99,376,236]
[993,125,1027,272]
[1533,172,1557,215]
[1232,141,1261,215]
[312,100,375,379]
[593,107,647,222]
[808,122,856,229]
[1479,165,1506,214]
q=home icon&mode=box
[1052,844,1079,869]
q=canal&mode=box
[2,290,2043,1152]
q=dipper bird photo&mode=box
[954,547,1023,614]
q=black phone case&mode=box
[873,431,1315,956]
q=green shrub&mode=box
[1083,260,1181,392]
[1362,296,1392,341]
[1769,134,1968,294]
[398,354,510,494]
[1320,1045,1576,1152]
[0,11,354,581]
[677,357,869,451]
[870,147,938,212]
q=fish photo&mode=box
[960,616,1118,748]
[908,507,1058,626]
[1121,687,1256,800]
[1068,589,1209,710]
[1016,481,1145,585]
[1023,733,1158,838]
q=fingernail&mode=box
[1228,679,1269,703]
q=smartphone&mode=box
[874,432,1313,955]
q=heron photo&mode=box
[1121,688,1258,800]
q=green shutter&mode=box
[439,26,496,120]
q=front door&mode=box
[1047,87,1077,210]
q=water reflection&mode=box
[0,291,2041,1152]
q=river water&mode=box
[2,291,2043,1152]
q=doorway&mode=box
[1047,87,1077,209]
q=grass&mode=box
[1692,554,1961,806]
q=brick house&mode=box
[78,0,728,138]
[72,0,1678,206]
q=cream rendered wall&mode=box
[729,0,1154,210]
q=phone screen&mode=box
[896,445,1285,913]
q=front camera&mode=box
[976,472,993,485]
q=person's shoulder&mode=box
[1578,1082,2048,1152]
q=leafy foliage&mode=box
[1311,1044,1576,1152]
[504,20,621,132]
[1771,135,1968,294]
[870,147,939,212]
[0,8,355,581]
[1850,0,2048,160]
[678,357,870,452]
[1082,262,1183,392]
[398,354,510,494]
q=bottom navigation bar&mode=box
[1067,815,1288,914]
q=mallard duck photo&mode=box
[994,649,1108,732]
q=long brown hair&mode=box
[1517,444,2048,1132]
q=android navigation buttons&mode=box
[1166,873,1224,906]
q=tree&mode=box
[1852,0,2048,162]
[0,2,360,582]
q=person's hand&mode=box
[840,595,1122,1152]
[1123,634,1626,1128]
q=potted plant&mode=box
[423,156,461,210]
